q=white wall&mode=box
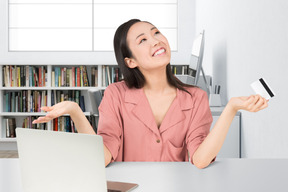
[196,0,288,158]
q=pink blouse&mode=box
[97,81,213,164]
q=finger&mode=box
[249,95,262,110]
[253,97,265,110]
[253,98,268,112]
[244,95,259,111]
[46,109,66,119]
[254,95,262,104]
[245,95,255,105]
[32,116,52,124]
[258,99,269,110]
[41,106,53,112]
[244,95,256,109]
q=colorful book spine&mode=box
[76,67,80,87]
[72,67,75,87]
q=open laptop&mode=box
[16,128,138,192]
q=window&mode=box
[8,0,178,51]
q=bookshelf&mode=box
[0,64,124,145]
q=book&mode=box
[25,66,29,87]
[63,67,67,87]
[6,118,16,138]
[79,95,85,112]
[4,119,9,137]
[61,68,64,87]
[76,67,80,87]
[5,66,10,87]
[33,67,38,87]
[43,67,46,87]
[68,69,72,87]
[54,67,59,87]
[75,90,80,105]
[22,90,26,112]
[91,67,95,86]
[82,66,89,87]
[71,119,75,133]
[11,92,15,112]
[15,94,18,112]
[80,66,83,87]
[38,67,42,87]
[21,66,25,87]
[54,118,58,131]
[72,67,75,87]
[51,71,55,87]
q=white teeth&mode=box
[154,49,165,56]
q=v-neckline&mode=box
[142,88,178,130]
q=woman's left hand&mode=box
[229,95,269,112]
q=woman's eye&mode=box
[155,31,160,35]
[139,38,146,44]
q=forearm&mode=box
[69,102,112,166]
[69,102,96,135]
[193,101,237,168]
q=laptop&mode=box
[16,128,138,192]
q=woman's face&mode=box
[125,21,171,72]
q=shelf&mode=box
[0,87,49,91]
[0,87,104,91]
[0,138,17,142]
[0,64,115,147]
[0,112,47,116]
[0,112,91,116]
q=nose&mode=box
[151,36,160,47]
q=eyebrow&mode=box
[135,26,157,40]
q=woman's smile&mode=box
[152,47,166,57]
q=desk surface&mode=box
[1,158,288,192]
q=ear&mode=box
[124,57,138,69]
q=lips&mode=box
[152,47,166,57]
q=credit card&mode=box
[250,78,275,100]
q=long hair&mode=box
[113,19,195,94]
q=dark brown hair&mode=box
[113,19,195,94]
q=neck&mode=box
[142,67,172,95]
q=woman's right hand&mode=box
[32,101,79,124]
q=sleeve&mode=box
[185,89,214,165]
[97,84,123,161]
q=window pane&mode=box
[93,29,115,51]
[8,1,178,52]
[9,0,92,3]
[94,4,177,28]
[9,4,92,28]
[94,0,177,3]
[9,29,92,51]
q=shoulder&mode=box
[176,86,209,110]
[181,86,208,100]
[105,81,128,94]
[103,81,141,103]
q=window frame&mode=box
[0,0,195,65]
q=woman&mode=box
[32,19,268,169]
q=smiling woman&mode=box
[33,19,269,169]
[113,19,194,93]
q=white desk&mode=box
[1,158,288,192]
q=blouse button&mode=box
[156,139,161,143]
